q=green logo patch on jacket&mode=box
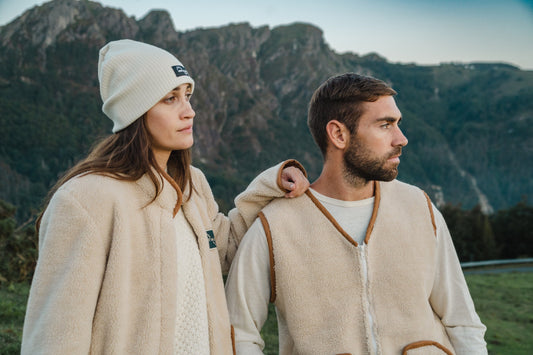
[206,230,216,249]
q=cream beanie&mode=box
[98,39,195,133]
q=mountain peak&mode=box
[0,0,531,218]
[1,0,84,48]
[139,10,178,44]
[0,0,140,51]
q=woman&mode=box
[21,39,308,354]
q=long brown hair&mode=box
[36,115,193,231]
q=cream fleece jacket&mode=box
[225,180,487,355]
[22,160,301,355]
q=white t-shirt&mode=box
[309,188,374,245]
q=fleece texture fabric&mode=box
[21,160,302,354]
[260,180,455,355]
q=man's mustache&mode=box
[388,147,402,159]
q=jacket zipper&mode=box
[360,244,379,355]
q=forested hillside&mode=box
[1,0,532,222]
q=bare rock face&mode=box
[1,0,82,48]
[0,0,139,70]
[138,10,178,45]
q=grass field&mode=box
[1,272,532,354]
[465,272,533,355]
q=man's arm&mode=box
[225,218,272,354]
[429,205,488,355]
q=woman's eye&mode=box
[164,96,176,103]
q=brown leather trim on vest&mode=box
[402,340,453,355]
[231,325,236,355]
[258,211,277,303]
[423,192,437,237]
[305,190,358,247]
[364,180,380,244]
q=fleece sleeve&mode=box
[429,205,488,355]
[21,188,108,355]
[225,218,272,354]
[205,159,305,273]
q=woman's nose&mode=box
[183,101,195,119]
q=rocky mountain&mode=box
[1,0,532,220]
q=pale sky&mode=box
[1,0,532,70]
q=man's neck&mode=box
[310,169,375,201]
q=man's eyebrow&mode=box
[375,116,402,123]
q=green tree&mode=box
[441,204,499,261]
[0,200,37,284]
[491,201,533,259]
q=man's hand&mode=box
[280,166,310,198]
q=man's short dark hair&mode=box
[307,73,397,155]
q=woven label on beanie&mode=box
[172,65,189,77]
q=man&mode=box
[225,73,487,355]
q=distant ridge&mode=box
[1,0,532,219]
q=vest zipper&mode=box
[360,244,379,355]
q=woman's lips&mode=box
[179,125,193,133]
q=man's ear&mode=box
[326,120,350,150]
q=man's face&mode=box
[343,95,408,183]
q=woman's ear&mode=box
[326,120,350,150]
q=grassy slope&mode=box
[1,272,532,354]
[0,283,29,354]
[466,272,533,355]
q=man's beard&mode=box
[343,138,401,185]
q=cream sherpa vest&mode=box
[259,180,455,355]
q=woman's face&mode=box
[145,83,195,165]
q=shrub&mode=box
[0,200,37,284]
